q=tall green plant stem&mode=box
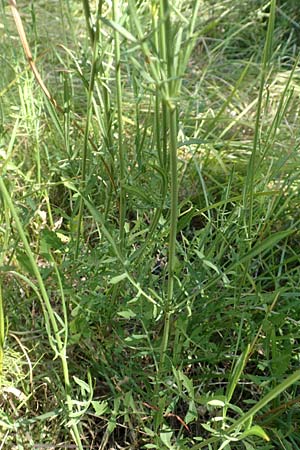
[160,105,178,370]
[244,0,276,236]
[129,0,199,373]
[113,0,126,248]
[159,0,178,372]
[0,177,83,450]
[82,0,95,44]
[239,0,276,306]
[75,1,102,258]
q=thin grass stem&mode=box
[75,1,101,258]
[113,0,126,248]
[0,177,83,450]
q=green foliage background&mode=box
[0,0,300,449]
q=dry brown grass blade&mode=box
[9,0,60,110]
[9,0,116,192]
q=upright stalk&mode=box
[160,106,178,370]
[159,0,169,169]
[93,6,115,220]
[113,0,126,249]
[82,0,95,44]
[75,1,101,258]
[0,177,83,449]
[243,0,276,237]
[129,0,199,373]
[159,0,178,372]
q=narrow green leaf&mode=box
[160,428,173,448]
[91,400,108,416]
[226,345,250,404]
[185,400,198,424]
[44,97,64,140]
[237,230,293,267]
[177,138,207,147]
[110,273,128,284]
[73,376,90,393]
[100,17,137,43]
[117,309,136,318]
[239,425,270,441]
[83,197,124,263]
[179,370,195,399]
[207,399,226,407]
[123,184,154,204]
[125,334,147,342]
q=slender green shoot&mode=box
[75,1,102,258]
[0,177,83,450]
[243,0,276,237]
[113,0,127,248]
